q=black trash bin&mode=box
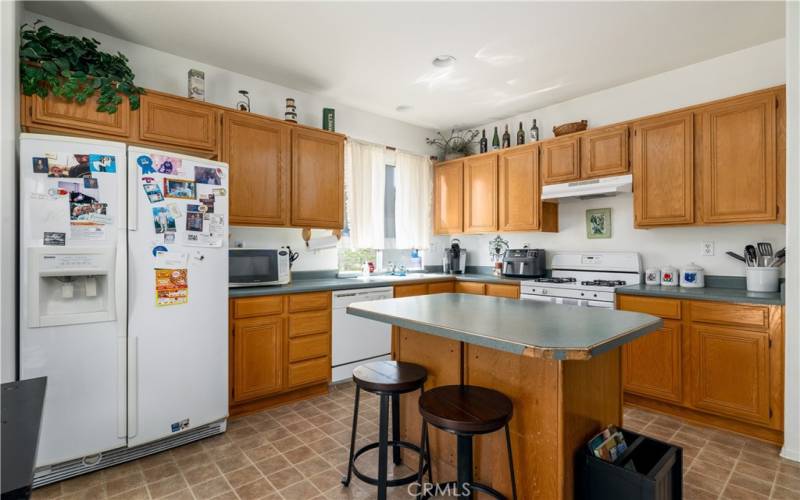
[578,429,682,500]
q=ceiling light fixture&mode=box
[432,55,456,68]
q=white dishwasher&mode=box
[332,287,394,382]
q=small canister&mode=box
[645,268,661,285]
[660,266,679,287]
[680,263,705,288]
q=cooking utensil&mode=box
[757,242,773,266]
[284,246,300,268]
[770,256,785,268]
[745,245,758,267]
[725,251,746,263]
[775,247,785,260]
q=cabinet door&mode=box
[232,316,284,403]
[24,93,131,138]
[223,112,290,226]
[485,284,519,299]
[138,92,218,152]
[463,154,498,233]
[541,136,580,185]
[632,112,694,226]
[394,284,428,298]
[433,160,464,234]
[290,128,345,228]
[428,281,455,294]
[581,125,629,178]
[499,146,540,232]
[623,320,682,403]
[700,93,777,223]
[689,325,770,425]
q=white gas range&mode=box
[521,252,642,309]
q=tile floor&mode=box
[31,382,799,500]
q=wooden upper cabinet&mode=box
[290,128,345,229]
[689,324,771,425]
[632,112,694,227]
[499,145,540,232]
[463,154,498,233]
[623,320,682,403]
[223,112,290,226]
[433,160,464,234]
[700,93,777,223]
[138,92,218,152]
[541,136,580,185]
[232,316,284,403]
[581,125,629,178]
[23,93,131,139]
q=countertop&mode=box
[617,283,784,305]
[229,273,523,298]
[346,293,662,360]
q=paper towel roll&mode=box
[307,235,340,251]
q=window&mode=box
[339,164,422,273]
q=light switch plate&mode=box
[702,241,715,257]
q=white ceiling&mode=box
[26,1,785,129]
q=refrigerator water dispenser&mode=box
[27,246,117,327]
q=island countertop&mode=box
[347,293,662,360]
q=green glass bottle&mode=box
[491,127,500,150]
[516,122,525,145]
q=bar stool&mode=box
[416,385,517,500]
[342,360,432,500]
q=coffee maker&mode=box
[443,239,467,274]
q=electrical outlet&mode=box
[702,241,715,257]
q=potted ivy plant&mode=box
[426,129,480,160]
[19,20,144,114]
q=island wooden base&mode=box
[395,328,622,500]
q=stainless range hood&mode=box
[541,174,632,201]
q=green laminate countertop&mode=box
[229,273,523,298]
[617,284,784,305]
[346,293,662,360]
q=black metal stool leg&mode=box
[456,434,474,500]
[377,394,390,500]
[415,421,427,500]
[392,393,402,465]
[505,424,518,500]
[341,386,360,486]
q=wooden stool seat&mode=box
[419,385,513,435]
[352,360,427,394]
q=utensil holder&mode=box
[746,267,780,293]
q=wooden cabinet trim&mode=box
[427,281,456,294]
[454,281,486,295]
[26,93,131,138]
[394,284,429,298]
[617,295,681,319]
[689,301,769,330]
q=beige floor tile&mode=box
[255,454,292,475]
[147,474,189,499]
[722,483,769,499]
[224,464,263,488]
[296,456,335,478]
[280,479,321,498]
[235,477,276,500]
[142,462,181,483]
[191,476,232,499]
[726,470,773,497]
[105,471,146,497]
[772,484,800,499]
[266,466,304,490]
[273,435,304,454]
[775,471,800,491]
[183,463,220,486]
[108,485,148,499]
[215,451,251,473]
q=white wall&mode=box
[1,1,21,382]
[24,12,437,272]
[436,39,787,277]
[782,2,799,462]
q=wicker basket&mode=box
[553,120,588,137]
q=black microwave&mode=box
[229,249,291,287]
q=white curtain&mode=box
[344,140,386,249]
[395,151,433,250]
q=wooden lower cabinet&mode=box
[689,324,771,425]
[455,281,485,295]
[619,295,783,443]
[485,283,520,299]
[232,316,284,403]
[623,319,682,403]
[229,291,331,415]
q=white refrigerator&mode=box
[19,134,229,481]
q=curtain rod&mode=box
[346,136,437,160]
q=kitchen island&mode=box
[347,293,662,499]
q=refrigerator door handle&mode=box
[127,337,138,439]
[128,148,138,231]
[117,337,127,438]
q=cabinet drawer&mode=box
[288,311,330,338]
[233,296,284,318]
[689,301,769,330]
[394,284,428,297]
[455,281,486,295]
[288,292,331,313]
[288,356,330,388]
[617,295,681,319]
[427,281,455,294]
[485,283,519,299]
[288,333,330,362]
